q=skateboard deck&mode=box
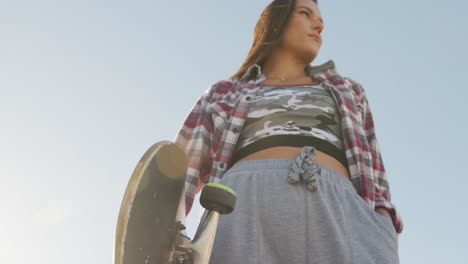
[114,141,188,264]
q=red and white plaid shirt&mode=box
[175,59,403,234]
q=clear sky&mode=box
[1,0,467,263]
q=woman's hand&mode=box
[375,207,392,222]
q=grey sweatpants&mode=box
[204,147,399,264]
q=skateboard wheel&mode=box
[200,183,236,215]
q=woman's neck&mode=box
[262,50,310,81]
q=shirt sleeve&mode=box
[357,81,404,234]
[174,85,216,217]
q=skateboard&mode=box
[114,141,236,264]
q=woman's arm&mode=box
[174,86,215,217]
[354,80,404,234]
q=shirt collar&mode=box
[240,59,338,84]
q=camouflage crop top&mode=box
[231,84,347,167]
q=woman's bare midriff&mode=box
[235,146,350,179]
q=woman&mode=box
[175,0,403,263]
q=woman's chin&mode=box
[300,49,319,63]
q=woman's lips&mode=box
[308,34,321,43]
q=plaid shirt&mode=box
[175,59,403,234]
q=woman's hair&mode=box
[229,0,318,81]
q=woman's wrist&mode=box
[375,207,392,221]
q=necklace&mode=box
[266,73,309,82]
[265,75,320,86]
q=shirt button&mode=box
[233,127,240,133]
[245,96,252,101]
[218,162,226,170]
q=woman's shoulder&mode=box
[202,78,244,99]
[316,62,366,97]
[195,79,230,98]
[335,75,367,99]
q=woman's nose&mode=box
[312,18,324,33]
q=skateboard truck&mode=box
[169,183,237,264]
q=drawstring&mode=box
[288,146,321,191]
